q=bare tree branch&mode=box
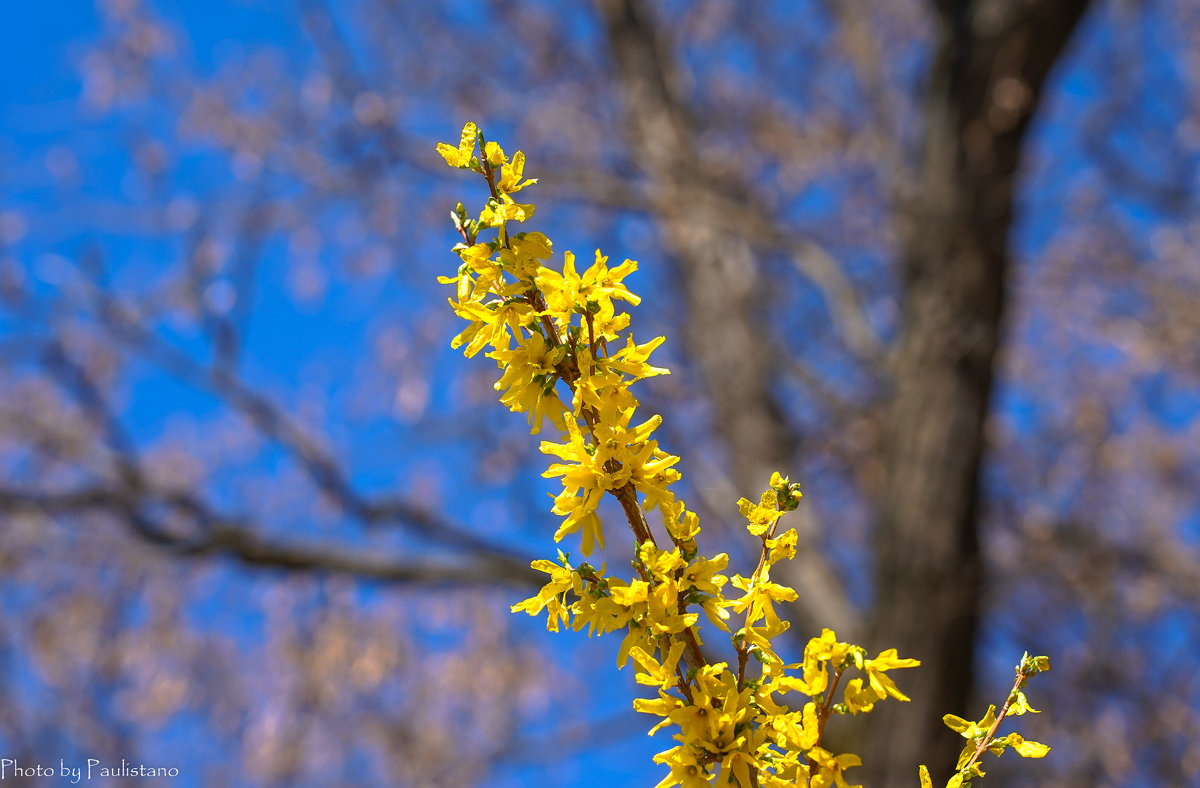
[0,484,544,588]
[25,305,545,590]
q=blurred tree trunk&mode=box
[594,0,861,639]
[593,0,786,499]
[864,2,1091,785]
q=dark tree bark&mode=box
[864,2,1092,785]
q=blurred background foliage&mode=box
[1,0,1199,785]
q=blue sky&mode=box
[2,1,1198,786]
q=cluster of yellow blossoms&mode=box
[437,123,1048,788]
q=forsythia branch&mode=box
[920,653,1052,788]
[436,122,1050,788]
